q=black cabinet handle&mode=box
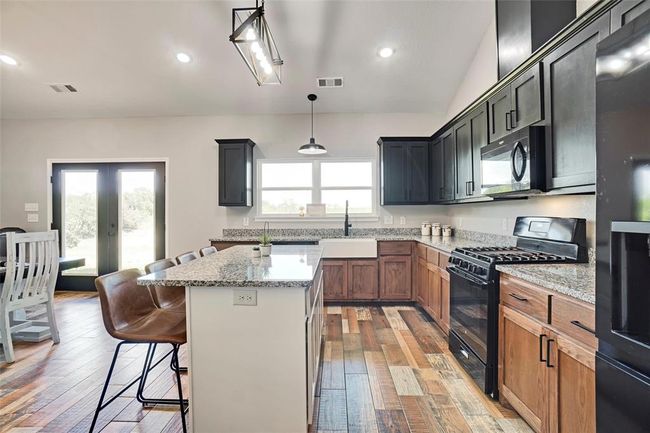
[509,293,528,302]
[510,109,517,128]
[468,180,474,196]
[539,334,547,362]
[505,112,511,130]
[570,320,596,335]
[546,338,555,368]
[439,187,444,199]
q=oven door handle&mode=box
[447,265,490,286]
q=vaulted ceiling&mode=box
[0,0,493,119]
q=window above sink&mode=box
[256,158,378,221]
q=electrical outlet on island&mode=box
[234,289,257,306]
[399,216,406,225]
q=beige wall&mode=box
[0,113,449,256]
[442,0,598,248]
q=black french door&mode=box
[51,162,165,290]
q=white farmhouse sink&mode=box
[318,238,377,258]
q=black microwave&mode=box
[480,126,545,196]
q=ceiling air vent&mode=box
[49,84,78,93]
[317,77,343,88]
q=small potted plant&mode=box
[259,222,272,256]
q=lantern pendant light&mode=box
[298,94,327,155]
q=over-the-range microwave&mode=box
[480,126,545,196]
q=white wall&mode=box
[0,113,449,255]
[442,0,599,248]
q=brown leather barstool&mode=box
[144,258,185,312]
[176,251,199,264]
[91,269,187,433]
[199,246,218,257]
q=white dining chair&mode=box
[0,231,60,363]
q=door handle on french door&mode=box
[539,334,547,362]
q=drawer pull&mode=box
[570,320,596,335]
[539,334,547,362]
[460,348,470,359]
[546,338,555,368]
[509,293,528,302]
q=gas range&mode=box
[446,216,588,399]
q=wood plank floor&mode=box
[1,293,533,433]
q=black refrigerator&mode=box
[595,8,650,433]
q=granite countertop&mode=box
[138,245,323,288]
[496,263,596,304]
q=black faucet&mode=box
[344,200,352,236]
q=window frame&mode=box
[255,157,378,221]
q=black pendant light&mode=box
[298,94,327,155]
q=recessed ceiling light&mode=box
[378,47,394,58]
[176,52,192,63]
[0,54,18,66]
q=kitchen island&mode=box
[138,245,324,433]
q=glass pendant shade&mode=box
[230,2,283,86]
[299,138,327,155]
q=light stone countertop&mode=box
[138,245,323,288]
[496,263,596,304]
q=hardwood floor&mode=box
[1,293,533,433]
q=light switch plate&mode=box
[233,289,257,306]
[383,215,394,225]
[24,203,39,212]
[399,216,406,225]
[27,213,39,223]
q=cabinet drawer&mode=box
[438,253,450,269]
[426,248,439,265]
[551,295,597,348]
[378,241,412,256]
[500,275,550,323]
[416,243,427,259]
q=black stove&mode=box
[446,216,588,399]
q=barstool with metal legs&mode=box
[145,258,187,373]
[90,269,188,433]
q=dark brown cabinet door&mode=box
[610,0,649,31]
[381,143,407,205]
[347,260,378,300]
[441,130,456,201]
[407,143,430,204]
[217,139,255,207]
[511,63,543,131]
[488,85,512,143]
[323,260,348,300]
[454,117,472,200]
[379,255,412,300]
[469,104,488,196]
[543,14,610,190]
[430,137,444,203]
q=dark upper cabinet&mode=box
[496,0,576,79]
[455,103,488,200]
[489,63,543,143]
[430,137,443,203]
[542,13,610,190]
[441,130,456,202]
[216,138,255,206]
[378,137,430,205]
[611,0,649,31]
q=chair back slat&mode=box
[2,231,59,308]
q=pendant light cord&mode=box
[311,100,314,138]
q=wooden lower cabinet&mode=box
[348,259,379,300]
[439,270,450,333]
[499,292,596,433]
[548,332,596,433]
[323,260,348,300]
[416,257,428,305]
[379,255,412,300]
[427,263,441,321]
[499,306,548,433]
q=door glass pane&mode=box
[62,171,98,276]
[119,170,155,270]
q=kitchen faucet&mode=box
[344,200,352,236]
